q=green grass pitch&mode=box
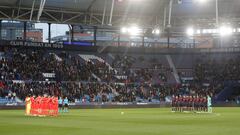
[0,108,240,135]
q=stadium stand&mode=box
[0,46,240,104]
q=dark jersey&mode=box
[172,97,176,103]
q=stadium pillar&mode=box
[71,25,74,42]
[163,7,167,29]
[167,36,170,48]
[193,38,196,48]
[93,26,97,46]
[48,23,51,43]
[102,0,107,25]
[142,35,145,47]
[23,22,27,41]
[0,20,2,40]
[109,0,115,25]
[167,28,170,48]
[168,0,173,27]
[216,0,219,27]
[117,34,120,47]
[167,0,173,48]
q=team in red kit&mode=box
[172,95,208,112]
[26,95,59,117]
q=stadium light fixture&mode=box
[193,27,240,36]
[152,29,161,35]
[208,29,213,34]
[196,29,201,34]
[120,25,143,36]
[212,29,218,33]
[121,27,128,33]
[202,29,207,34]
[128,25,141,36]
[219,26,233,36]
[155,29,160,35]
[233,28,237,33]
[186,27,194,36]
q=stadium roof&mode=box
[0,0,240,29]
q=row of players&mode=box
[25,95,69,117]
[171,95,212,113]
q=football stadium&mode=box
[0,0,240,135]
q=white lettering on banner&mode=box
[115,75,127,79]
[9,41,63,49]
[42,73,55,78]
[12,80,25,84]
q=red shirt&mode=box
[189,97,193,102]
[179,97,183,102]
[194,98,198,103]
[30,97,35,108]
[41,97,49,109]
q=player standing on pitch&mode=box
[207,95,212,113]
[172,95,176,112]
[63,97,69,113]
[25,95,31,116]
[58,97,63,113]
[30,95,36,115]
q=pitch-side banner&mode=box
[1,40,240,53]
[10,40,63,48]
[0,40,63,49]
[0,40,99,52]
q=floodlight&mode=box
[128,26,141,36]
[186,27,194,36]
[233,29,236,33]
[202,29,207,34]
[155,29,160,35]
[196,29,201,34]
[121,27,127,33]
[207,29,212,33]
[219,26,233,36]
[212,29,217,33]
[152,29,161,35]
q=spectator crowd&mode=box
[0,47,239,104]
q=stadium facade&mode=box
[0,21,43,42]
